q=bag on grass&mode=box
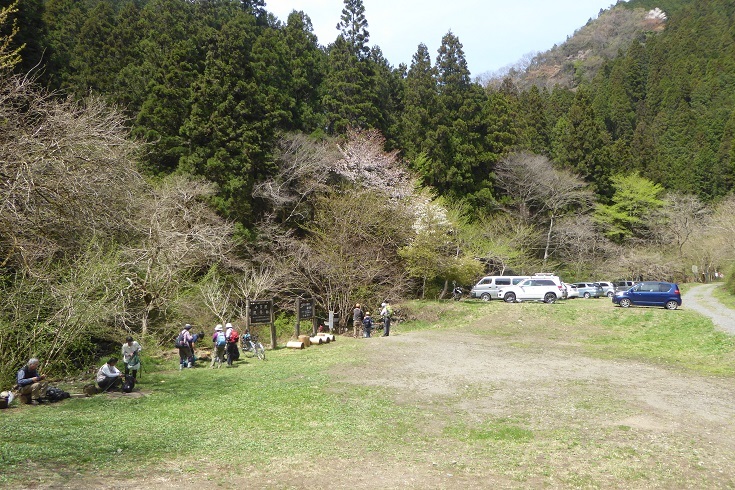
[122,375,136,393]
[45,386,70,402]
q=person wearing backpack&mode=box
[121,336,142,379]
[380,301,393,337]
[362,312,374,338]
[225,322,240,366]
[211,324,226,368]
[177,324,194,370]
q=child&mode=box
[362,312,373,338]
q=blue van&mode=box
[612,282,682,310]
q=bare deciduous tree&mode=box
[496,151,594,267]
[119,175,235,336]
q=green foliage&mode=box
[594,172,665,242]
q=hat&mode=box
[225,322,233,329]
[215,325,223,331]
[184,324,192,330]
[365,312,371,316]
[381,302,387,307]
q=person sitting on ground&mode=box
[16,358,48,405]
[121,336,142,379]
[96,357,123,392]
[362,312,374,338]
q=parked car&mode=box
[596,281,615,297]
[613,280,637,293]
[564,283,580,299]
[470,276,530,301]
[612,281,682,310]
[497,278,564,304]
[572,282,603,299]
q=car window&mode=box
[539,280,553,286]
[496,278,511,286]
[512,278,526,285]
[639,282,657,292]
[479,278,491,285]
[659,283,672,292]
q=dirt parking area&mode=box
[38,289,735,489]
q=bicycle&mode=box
[240,333,266,360]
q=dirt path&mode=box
[682,283,735,334]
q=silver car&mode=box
[572,282,603,299]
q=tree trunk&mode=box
[543,215,555,269]
[438,279,448,300]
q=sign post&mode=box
[298,298,315,335]
[249,299,276,349]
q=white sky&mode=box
[265,0,621,77]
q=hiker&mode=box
[121,336,142,379]
[380,301,393,337]
[362,312,374,338]
[225,322,240,366]
[16,358,48,405]
[96,357,123,392]
[211,324,226,367]
[353,303,364,337]
[178,324,194,370]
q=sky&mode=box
[265,0,622,77]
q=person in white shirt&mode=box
[96,357,123,392]
[121,337,142,379]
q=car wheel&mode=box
[665,300,679,310]
[504,292,516,303]
[480,293,491,302]
[544,292,557,304]
[583,292,591,299]
[606,291,614,298]
[619,298,631,308]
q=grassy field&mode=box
[2,294,735,488]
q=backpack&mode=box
[228,330,239,343]
[175,331,187,348]
[122,375,136,393]
[363,317,372,328]
[385,305,393,317]
[45,386,70,403]
[216,331,227,347]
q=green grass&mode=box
[0,342,420,484]
[3,294,735,486]
[711,282,735,310]
[438,297,735,375]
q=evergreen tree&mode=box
[282,11,326,133]
[336,0,369,60]
[322,36,371,134]
[400,43,437,161]
[180,10,264,223]
[420,32,490,202]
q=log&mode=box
[297,335,311,347]
[317,333,335,342]
[286,341,304,349]
[309,336,323,345]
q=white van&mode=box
[470,276,530,301]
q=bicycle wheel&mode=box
[255,342,266,360]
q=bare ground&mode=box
[25,291,735,489]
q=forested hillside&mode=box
[2,0,735,383]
